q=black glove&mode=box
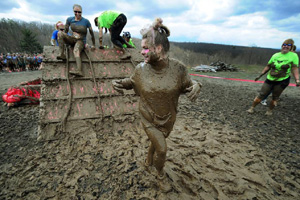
[99,46,104,49]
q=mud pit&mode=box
[0,50,300,199]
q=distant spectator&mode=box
[0,53,4,71]
[3,54,7,71]
[6,53,13,72]
[12,53,18,71]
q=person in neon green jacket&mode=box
[94,11,133,59]
[122,31,136,48]
[247,38,299,115]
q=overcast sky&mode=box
[0,0,299,49]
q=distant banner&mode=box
[190,74,297,87]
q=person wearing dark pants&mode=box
[247,38,299,115]
[94,11,133,59]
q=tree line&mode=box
[0,18,52,53]
[0,18,114,54]
[1,18,296,67]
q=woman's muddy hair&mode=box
[73,4,82,11]
[140,18,170,53]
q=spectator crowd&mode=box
[0,53,43,72]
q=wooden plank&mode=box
[40,96,138,123]
[42,62,135,80]
[41,79,134,99]
[42,46,143,63]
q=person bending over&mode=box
[94,11,133,59]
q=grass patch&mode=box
[235,64,264,73]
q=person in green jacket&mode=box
[94,11,133,59]
[122,31,136,48]
[247,38,299,115]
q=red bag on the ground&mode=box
[2,87,40,104]
[2,78,41,105]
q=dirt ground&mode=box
[0,70,299,200]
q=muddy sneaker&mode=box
[265,110,273,116]
[69,70,83,77]
[157,172,172,193]
[120,52,131,60]
[260,99,267,106]
[246,107,254,114]
[144,159,154,174]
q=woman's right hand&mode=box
[255,74,262,81]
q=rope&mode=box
[84,49,104,120]
[130,57,137,69]
[61,46,72,132]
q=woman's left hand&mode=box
[186,82,202,102]
[112,79,125,94]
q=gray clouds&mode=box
[0,0,299,48]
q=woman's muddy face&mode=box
[74,6,82,19]
[141,39,160,64]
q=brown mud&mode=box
[0,70,300,199]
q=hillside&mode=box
[171,42,280,66]
[1,18,298,67]
[0,18,52,53]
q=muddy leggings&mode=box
[110,14,127,49]
[59,33,84,57]
[258,77,290,101]
[141,115,168,175]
